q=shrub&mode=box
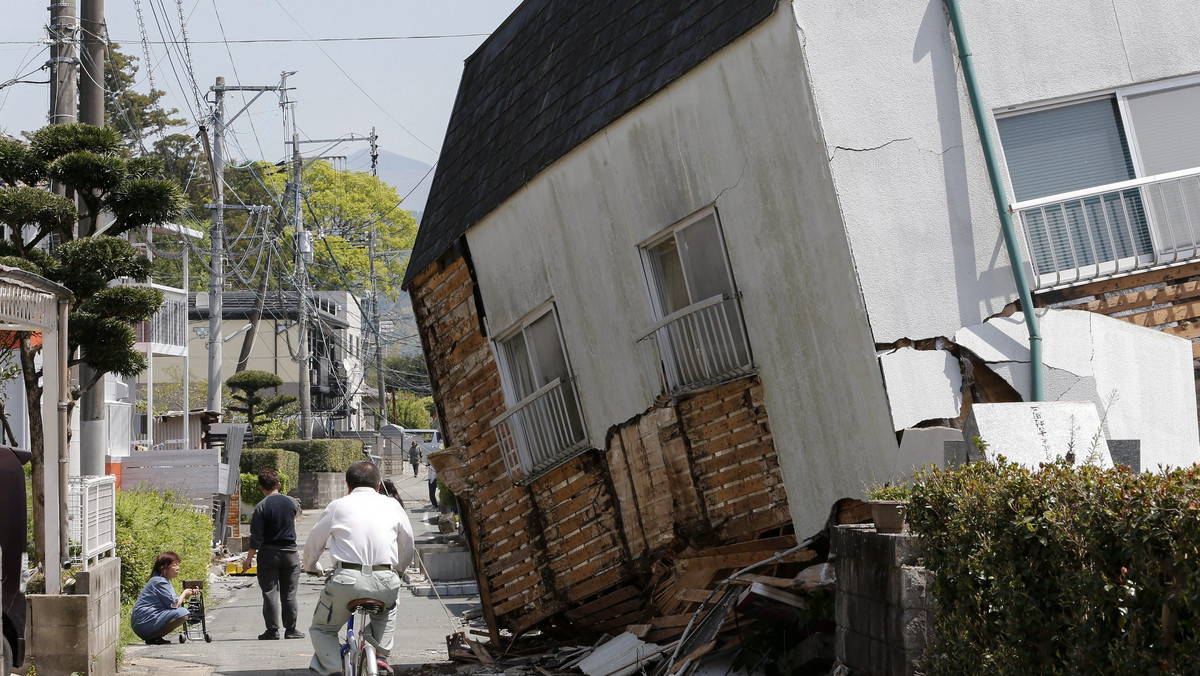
[239,471,296,506]
[909,459,1200,674]
[114,489,212,604]
[274,439,363,473]
[236,449,297,497]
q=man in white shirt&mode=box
[303,461,415,675]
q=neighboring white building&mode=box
[407,0,1200,542]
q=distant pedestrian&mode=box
[408,441,421,477]
[241,469,304,640]
[427,464,439,509]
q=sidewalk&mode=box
[118,470,479,676]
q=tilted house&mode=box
[405,0,1200,640]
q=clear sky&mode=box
[0,1,523,182]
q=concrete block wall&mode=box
[832,525,930,676]
[297,472,345,510]
[28,556,121,676]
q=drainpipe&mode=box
[58,298,70,568]
[944,0,1043,401]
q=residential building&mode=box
[183,290,370,436]
[404,0,1200,639]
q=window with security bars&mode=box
[638,209,752,397]
[998,79,1200,286]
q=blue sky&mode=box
[0,0,522,183]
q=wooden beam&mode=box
[1034,261,1200,305]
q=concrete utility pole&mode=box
[48,0,78,126]
[207,77,226,414]
[293,130,312,439]
[369,129,388,436]
[77,0,106,476]
[202,76,286,415]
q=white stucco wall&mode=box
[467,7,898,536]
[792,0,1200,343]
[956,309,1200,470]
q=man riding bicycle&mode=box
[303,461,415,675]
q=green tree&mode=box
[226,370,298,440]
[389,391,433,430]
[104,44,187,151]
[382,352,430,395]
[0,123,183,566]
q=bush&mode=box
[239,471,295,506]
[240,448,299,491]
[274,439,363,473]
[909,459,1200,674]
[114,489,212,605]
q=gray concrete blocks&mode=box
[833,526,930,676]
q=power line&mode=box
[0,33,491,46]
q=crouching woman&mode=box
[131,551,195,644]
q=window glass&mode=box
[647,238,690,315]
[676,213,733,302]
[997,98,1134,202]
[1125,82,1200,175]
[501,330,536,400]
[526,313,569,386]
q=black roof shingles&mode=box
[403,0,778,288]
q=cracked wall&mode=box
[877,309,1200,475]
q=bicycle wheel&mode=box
[359,642,378,676]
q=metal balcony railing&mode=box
[637,294,754,399]
[67,475,117,569]
[1012,167,1200,289]
[492,376,589,484]
[131,283,188,355]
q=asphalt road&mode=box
[119,470,480,676]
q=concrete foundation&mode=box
[296,472,344,510]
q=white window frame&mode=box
[998,74,1200,287]
[636,207,754,397]
[490,301,590,484]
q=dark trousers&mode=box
[428,481,438,507]
[257,549,301,631]
[410,460,419,476]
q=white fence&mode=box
[121,448,225,514]
[67,475,116,570]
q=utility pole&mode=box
[48,0,77,127]
[201,76,286,416]
[77,0,105,476]
[206,77,226,414]
[369,129,388,438]
[293,129,312,439]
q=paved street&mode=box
[119,470,479,676]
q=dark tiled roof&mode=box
[403,0,779,288]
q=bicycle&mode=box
[310,567,390,676]
[341,596,386,676]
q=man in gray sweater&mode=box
[240,468,304,640]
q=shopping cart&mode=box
[178,580,212,643]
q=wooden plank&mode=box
[563,585,641,621]
[649,613,696,629]
[1121,299,1200,328]
[607,429,647,559]
[1034,260,1200,305]
[564,565,629,602]
[1078,279,1200,316]
[677,588,717,603]
[661,435,704,524]
[634,414,676,550]
[699,459,776,489]
[679,548,816,572]
[1163,322,1200,340]
[691,535,797,558]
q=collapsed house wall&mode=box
[410,252,796,640]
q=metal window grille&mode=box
[492,376,589,485]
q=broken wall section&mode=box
[876,308,1200,478]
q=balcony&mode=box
[491,376,589,484]
[132,283,189,356]
[1012,167,1200,289]
[637,293,754,399]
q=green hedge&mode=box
[273,439,363,474]
[909,459,1200,674]
[240,472,295,506]
[114,489,213,605]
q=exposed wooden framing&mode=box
[1034,261,1200,305]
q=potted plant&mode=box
[865,482,911,534]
